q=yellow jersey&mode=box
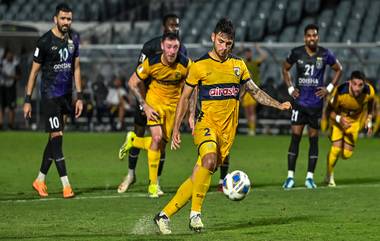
[186,53,251,129]
[136,53,191,105]
[330,82,376,122]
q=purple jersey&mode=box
[286,46,337,108]
[33,30,80,99]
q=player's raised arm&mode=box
[244,79,292,110]
[171,84,195,150]
[23,61,41,119]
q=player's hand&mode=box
[291,88,300,98]
[279,101,292,110]
[171,129,181,150]
[340,116,351,130]
[188,113,195,135]
[75,99,83,118]
[365,118,373,137]
[316,87,328,98]
[23,103,32,120]
[143,104,160,121]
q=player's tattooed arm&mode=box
[245,79,291,110]
[128,72,159,121]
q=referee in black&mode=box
[23,3,83,199]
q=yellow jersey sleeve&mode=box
[240,60,251,84]
[185,62,199,87]
[135,58,151,81]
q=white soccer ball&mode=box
[222,170,251,201]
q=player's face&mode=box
[350,78,365,97]
[54,11,72,34]
[164,18,179,34]
[161,38,180,64]
[304,29,319,49]
[212,32,234,60]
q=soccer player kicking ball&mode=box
[23,3,83,198]
[120,32,191,198]
[153,18,291,235]
[326,71,376,187]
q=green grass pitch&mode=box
[0,132,379,240]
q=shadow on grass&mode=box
[211,215,313,232]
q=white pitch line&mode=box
[1,182,380,204]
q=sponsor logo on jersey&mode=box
[68,39,75,54]
[51,46,58,51]
[53,63,72,72]
[297,59,304,64]
[233,67,240,77]
[316,57,323,69]
[298,77,319,86]
[209,86,240,97]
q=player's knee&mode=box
[342,149,353,160]
[330,146,342,156]
[50,131,62,139]
[151,133,162,144]
[202,153,217,171]
[291,134,302,144]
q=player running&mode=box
[325,70,375,187]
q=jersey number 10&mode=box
[59,48,69,62]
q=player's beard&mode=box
[306,40,318,51]
[214,44,230,60]
[57,23,70,34]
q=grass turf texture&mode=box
[0,132,379,240]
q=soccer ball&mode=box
[222,170,251,201]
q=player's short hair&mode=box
[350,70,366,81]
[213,18,235,39]
[161,32,180,42]
[304,24,319,35]
[55,3,72,16]
[162,13,179,26]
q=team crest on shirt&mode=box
[175,71,181,80]
[316,57,323,69]
[233,67,240,77]
[68,39,75,54]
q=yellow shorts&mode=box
[193,120,236,166]
[146,103,176,141]
[330,120,360,146]
[241,93,257,108]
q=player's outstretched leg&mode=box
[118,131,136,160]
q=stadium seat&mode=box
[248,19,265,41]
[286,0,303,24]
[304,0,320,15]
[279,26,296,42]
[267,10,284,34]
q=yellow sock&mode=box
[132,136,152,150]
[342,149,353,160]
[148,148,160,184]
[162,178,193,218]
[191,166,212,212]
[327,146,341,175]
